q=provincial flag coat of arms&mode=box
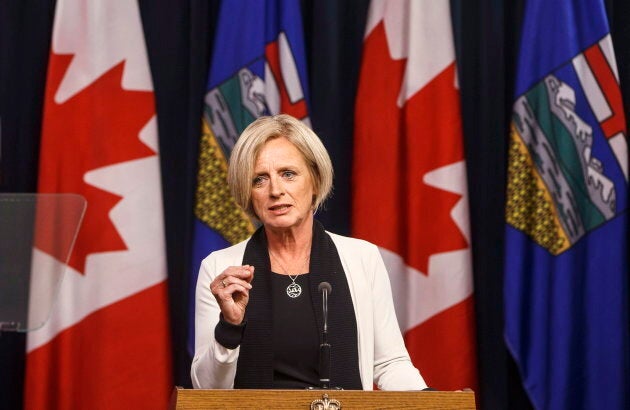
[507,35,627,254]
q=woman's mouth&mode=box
[269,204,291,213]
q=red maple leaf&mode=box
[352,22,467,274]
[36,53,156,274]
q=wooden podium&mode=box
[170,387,475,409]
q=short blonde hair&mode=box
[227,114,333,217]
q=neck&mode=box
[265,217,313,275]
[265,216,314,254]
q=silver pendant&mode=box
[286,282,302,298]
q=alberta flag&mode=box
[189,0,310,354]
[505,1,629,409]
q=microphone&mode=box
[318,282,332,389]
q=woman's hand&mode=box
[211,265,255,325]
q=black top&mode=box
[271,272,320,388]
[227,221,362,390]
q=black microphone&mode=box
[318,281,332,389]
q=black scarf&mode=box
[234,220,362,389]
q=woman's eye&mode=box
[283,171,296,179]
[253,176,265,186]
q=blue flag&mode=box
[505,1,629,409]
[188,0,311,355]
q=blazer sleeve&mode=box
[190,252,241,389]
[369,244,428,390]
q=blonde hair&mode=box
[227,114,333,217]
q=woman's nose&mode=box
[269,175,284,197]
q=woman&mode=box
[191,114,427,390]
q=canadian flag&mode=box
[353,0,477,390]
[24,1,172,408]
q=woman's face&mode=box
[251,137,315,232]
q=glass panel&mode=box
[0,193,86,332]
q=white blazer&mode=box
[191,231,427,391]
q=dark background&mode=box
[2,1,629,409]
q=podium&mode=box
[170,387,476,409]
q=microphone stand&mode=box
[319,287,331,389]
[307,282,341,390]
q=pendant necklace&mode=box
[286,274,302,298]
[269,250,309,298]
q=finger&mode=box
[211,278,228,292]
[227,266,254,281]
[230,283,251,297]
[212,266,254,293]
[210,277,232,295]
[244,265,254,283]
[217,283,250,301]
[220,277,252,291]
[215,271,236,285]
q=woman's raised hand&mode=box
[211,265,254,325]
